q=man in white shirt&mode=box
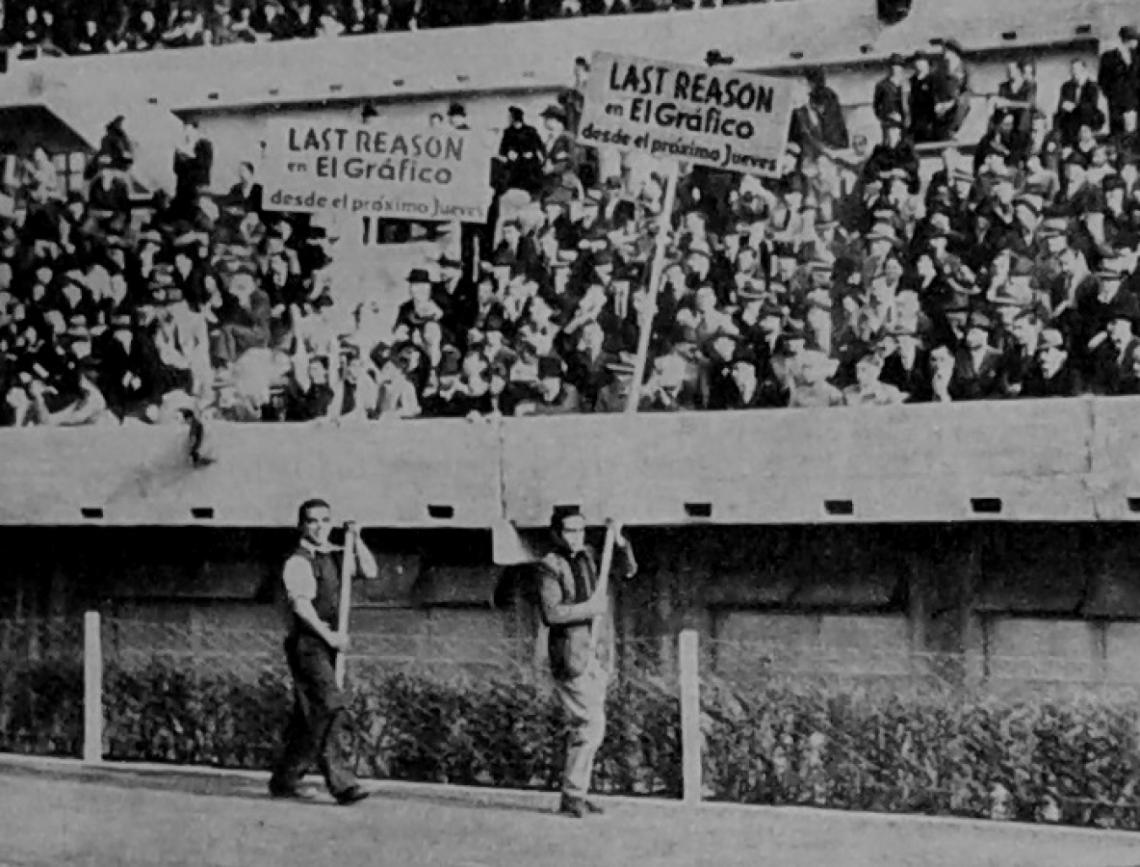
[268,498,379,805]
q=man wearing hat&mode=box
[99,309,155,419]
[593,351,639,413]
[842,349,907,406]
[861,116,919,192]
[1089,290,1140,393]
[1056,59,1105,148]
[952,311,1003,399]
[394,267,445,336]
[492,218,541,277]
[1022,328,1083,397]
[874,54,910,138]
[420,349,468,418]
[515,355,580,416]
[497,105,545,198]
[931,37,970,141]
[1099,27,1140,136]
[908,52,939,143]
[879,322,928,395]
[719,351,777,410]
[540,103,577,201]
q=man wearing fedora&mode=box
[1056,59,1106,148]
[1089,290,1140,394]
[497,106,545,199]
[541,103,578,202]
[394,268,446,337]
[908,52,939,144]
[514,355,581,415]
[861,117,919,193]
[593,351,639,413]
[99,309,157,420]
[879,322,929,396]
[1099,26,1140,137]
[874,54,910,139]
[952,311,1003,400]
[1022,328,1083,397]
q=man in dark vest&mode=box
[538,508,636,818]
[269,498,378,804]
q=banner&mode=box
[579,51,795,176]
[261,119,493,222]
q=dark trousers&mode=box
[269,633,357,797]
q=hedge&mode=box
[4,658,1140,829]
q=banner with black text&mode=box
[579,51,795,176]
[261,119,493,222]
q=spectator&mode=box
[99,116,135,173]
[792,68,849,159]
[173,121,214,217]
[1089,292,1140,394]
[789,349,842,408]
[909,52,939,143]
[498,106,545,199]
[874,54,910,139]
[211,271,271,366]
[1056,59,1106,148]
[931,37,971,141]
[1099,26,1140,137]
[329,345,379,422]
[1021,328,1082,397]
[515,355,580,415]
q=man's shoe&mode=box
[334,785,372,806]
[581,799,605,815]
[268,784,320,801]
[557,795,587,818]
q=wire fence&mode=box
[6,615,1140,829]
[700,637,1140,829]
[98,619,680,796]
[0,617,84,758]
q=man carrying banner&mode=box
[538,508,637,818]
[269,498,378,805]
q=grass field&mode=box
[1,758,1139,867]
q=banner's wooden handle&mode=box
[591,519,618,646]
[334,523,356,689]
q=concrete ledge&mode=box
[1,752,1137,844]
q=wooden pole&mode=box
[83,610,103,764]
[625,160,679,413]
[678,628,701,804]
[592,519,618,646]
[334,523,356,689]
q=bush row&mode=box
[4,659,1140,829]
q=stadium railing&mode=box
[6,611,1140,828]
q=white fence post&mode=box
[83,611,103,764]
[678,628,701,805]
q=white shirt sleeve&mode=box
[282,555,317,603]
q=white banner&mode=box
[579,51,795,176]
[261,119,493,223]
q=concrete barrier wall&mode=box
[0,420,501,527]
[2,397,1140,527]
[498,399,1097,526]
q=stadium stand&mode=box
[0,1,771,54]
[2,7,1140,425]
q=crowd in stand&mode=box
[1,0,760,54]
[5,25,1140,425]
